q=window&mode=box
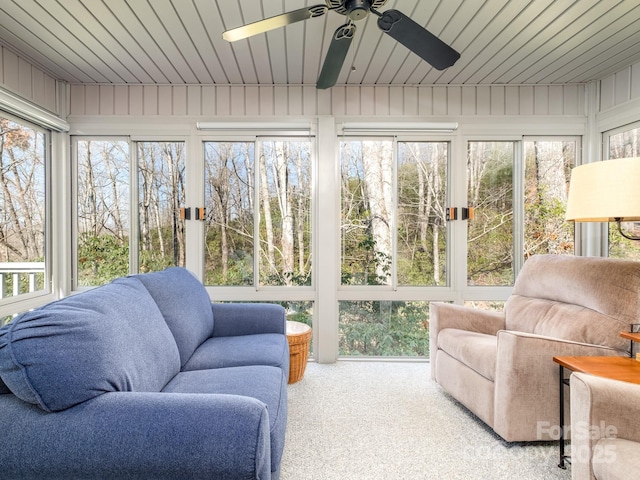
[466,138,577,286]
[340,139,448,287]
[339,138,448,357]
[0,114,49,303]
[204,138,312,287]
[75,138,186,286]
[605,123,640,259]
[467,141,515,285]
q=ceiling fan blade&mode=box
[317,23,356,89]
[223,5,328,42]
[377,9,460,70]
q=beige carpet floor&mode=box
[280,361,571,480]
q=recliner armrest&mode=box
[429,302,505,379]
[571,372,640,480]
[429,302,505,336]
[0,391,271,479]
[212,302,286,337]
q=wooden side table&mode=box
[553,355,640,469]
[286,321,312,384]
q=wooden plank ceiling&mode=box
[0,0,639,87]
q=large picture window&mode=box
[204,138,313,287]
[0,114,48,305]
[75,138,186,286]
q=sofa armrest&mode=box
[570,372,640,480]
[211,302,286,337]
[429,302,505,372]
[0,391,271,479]
[493,331,623,442]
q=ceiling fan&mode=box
[222,0,460,89]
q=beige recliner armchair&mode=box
[429,254,640,442]
[570,372,640,480]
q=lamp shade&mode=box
[565,157,640,222]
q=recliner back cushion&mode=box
[505,255,640,352]
[0,277,180,412]
[133,267,214,366]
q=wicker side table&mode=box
[286,321,312,384]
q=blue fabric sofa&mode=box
[0,267,289,479]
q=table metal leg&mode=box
[558,364,567,469]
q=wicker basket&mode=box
[286,321,312,384]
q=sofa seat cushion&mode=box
[163,365,287,471]
[0,277,180,412]
[592,438,640,479]
[133,268,214,367]
[182,334,289,372]
[437,328,497,382]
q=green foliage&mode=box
[339,301,429,356]
[77,233,129,286]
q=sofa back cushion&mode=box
[0,277,180,412]
[133,267,214,366]
[505,255,640,352]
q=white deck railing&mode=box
[0,262,46,299]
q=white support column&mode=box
[185,129,205,280]
[315,116,339,363]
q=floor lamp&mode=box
[566,157,640,241]
[565,156,640,339]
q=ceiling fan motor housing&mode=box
[326,0,388,17]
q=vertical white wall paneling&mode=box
[0,46,60,115]
[404,87,419,116]
[360,87,375,117]
[215,86,229,116]
[534,86,549,115]
[143,85,158,115]
[345,86,360,116]
[114,85,128,115]
[129,85,144,116]
[172,86,187,116]
[461,87,476,116]
[288,86,303,116]
[385,87,400,116]
[519,86,534,115]
[2,48,19,91]
[600,74,616,111]
[374,87,389,116]
[187,86,202,116]
[259,86,274,116]
[614,68,631,106]
[505,86,520,115]
[85,85,100,115]
[274,86,288,116]
[490,86,505,115]
[632,63,640,100]
[65,83,592,117]
[549,86,564,115]
[99,85,114,115]
[563,85,580,116]
[303,86,317,117]
[245,86,260,116]
[158,85,173,115]
[202,86,215,116]
[447,86,462,116]
[477,86,491,115]
[31,68,45,107]
[18,57,33,99]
